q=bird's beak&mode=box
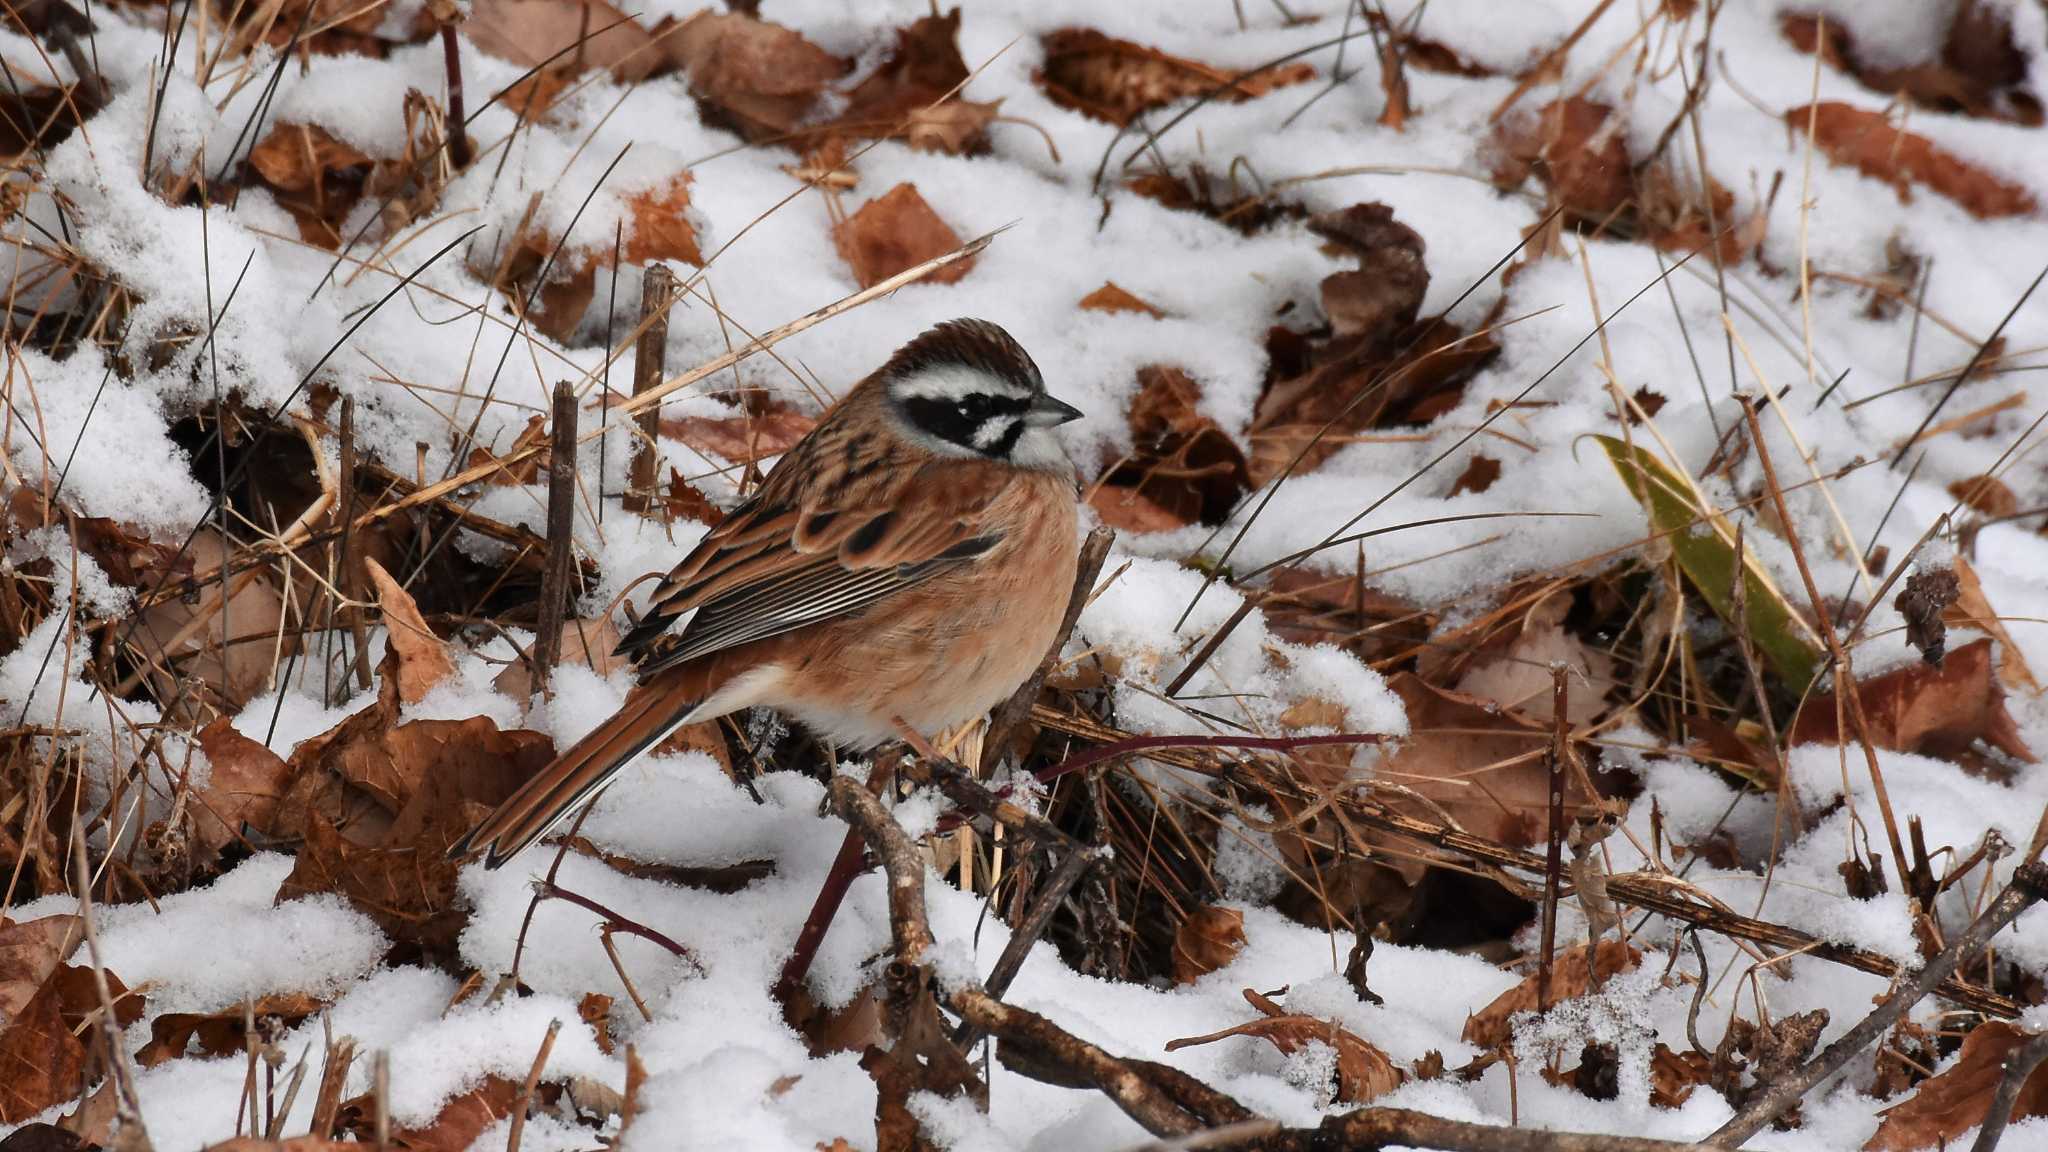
[1026,393,1085,428]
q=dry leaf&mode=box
[1866,1021,2048,1151]
[1948,473,2019,519]
[1079,281,1165,318]
[666,10,846,140]
[248,123,371,194]
[1448,454,1501,496]
[1097,365,1250,527]
[493,617,634,700]
[623,176,704,266]
[137,992,325,1067]
[0,977,87,1123]
[1782,7,2042,126]
[339,1075,521,1152]
[1376,673,1582,847]
[1789,102,2035,218]
[1650,1043,1712,1109]
[1495,98,1631,222]
[1461,939,1641,1049]
[1085,484,1189,534]
[466,0,653,79]
[1789,637,2034,763]
[1171,904,1246,984]
[1312,203,1429,344]
[1452,593,1614,724]
[832,183,974,289]
[1165,991,1404,1104]
[364,556,457,703]
[0,916,79,1026]
[191,718,294,854]
[1037,28,1315,126]
[820,8,998,155]
[662,405,818,465]
[1944,555,2039,693]
[132,529,294,712]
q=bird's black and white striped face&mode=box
[879,319,1083,471]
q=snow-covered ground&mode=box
[5,0,2048,1148]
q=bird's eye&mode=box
[959,394,992,419]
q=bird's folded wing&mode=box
[616,455,1010,672]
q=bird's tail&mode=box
[450,663,714,868]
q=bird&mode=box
[452,318,1084,868]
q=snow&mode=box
[3,0,2048,1148]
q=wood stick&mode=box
[336,398,372,690]
[1708,862,2048,1146]
[532,380,578,690]
[624,264,672,515]
[1970,1028,2048,1152]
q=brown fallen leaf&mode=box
[340,1075,521,1152]
[816,8,998,155]
[1788,101,2035,219]
[1448,453,1501,496]
[1097,365,1250,527]
[661,404,818,466]
[0,915,80,1024]
[1949,473,2019,520]
[1451,592,1615,724]
[363,556,457,703]
[474,174,702,343]
[1789,637,2034,763]
[1461,939,1641,1049]
[1312,203,1429,344]
[1376,673,1586,847]
[0,976,88,1123]
[247,123,371,195]
[493,617,634,700]
[1037,28,1315,126]
[465,0,655,80]
[1650,1043,1712,1109]
[1494,97,1631,223]
[1171,904,1247,984]
[1165,989,1404,1104]
[137,992,325,1067]
[1781,7,2042,126]
[1944,555,2039,693]
[1079,281,1164,318]
[1866,1021,2048,1151]
[666,10,846,141]
[131,529,294,713]
[832,182,975,289]
[1085,484,1190,534]
[465,414,548,486]
[191,717,295,855]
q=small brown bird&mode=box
[453,318,1083,868]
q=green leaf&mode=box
[1595,435,1824,692]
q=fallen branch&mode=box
[1971,1027,2048,1152]
[1708,861,2048,1146]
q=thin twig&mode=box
[1708,861,2048,1145]
[504,1018,561,1152]
[1970,1028,2048,1152]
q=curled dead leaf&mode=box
[816,8,997,155]
[364,556,457,704]
[1171,904,1246,984]
[1165,990,1404,1104]
[1097,365,1250,528]
[1943,555,2039,693]
[1461,939,1640,1049]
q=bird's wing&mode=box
[615,422,1011,672]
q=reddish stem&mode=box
[774,828,867,1004]
[440,23,471,168]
